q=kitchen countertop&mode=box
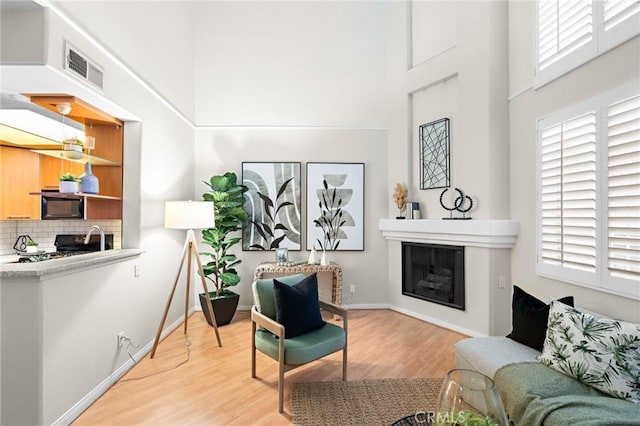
[0,249,143,278]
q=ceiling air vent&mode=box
[65,42,104,90]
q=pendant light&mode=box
[57,104,83,160]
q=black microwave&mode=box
[41,192,85,220]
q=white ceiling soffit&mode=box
[0,92,85,144]
[0,64,140,122]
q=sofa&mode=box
[454,287,640,425]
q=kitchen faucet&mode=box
[84,225,105,251]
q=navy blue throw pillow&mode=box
[273,273,326,339]
[506,285,574,351]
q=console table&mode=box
[254,262,343,306]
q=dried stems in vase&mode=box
[392,183,408,219]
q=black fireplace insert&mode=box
[402,242,465,310]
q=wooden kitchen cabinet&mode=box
[0,146,41,220]
[26,94,124,220]
[40,155,84,190]
[85,123,123,220]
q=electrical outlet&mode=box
[498,276,506,289]
[134,264,140,277]
[117,331,127,349]
[350,285,355,294]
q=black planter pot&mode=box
[199,291,240,327]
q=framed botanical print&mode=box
[242,162,302,250]
[306,162,364,251]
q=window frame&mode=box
[534,0,640,88]
[536,80,640,300]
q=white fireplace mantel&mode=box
[378,218,519,248]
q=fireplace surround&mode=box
[379,218,519,336]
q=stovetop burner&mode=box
[14,234,114,263]
[55,233,114,252]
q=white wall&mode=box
[41,0,197,328]
[384,1,512,334]
[193,0,389,127]
[194,128,389,306]
[508,1,640,323]
[388,1,509,221]
[192,1,391,307]
[1,2,197,423]
[0,2,46,64]
[51,0,196,122]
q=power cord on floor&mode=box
[120,335,140,364]
[117,334,191,384]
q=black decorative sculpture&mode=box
[440,187,473,220]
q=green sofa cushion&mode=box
[255,323,345,365]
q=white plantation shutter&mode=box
[537,0,593,71]
[535,0,639,86]
[539,112,597,273]
[607,94,640,281]
[540,124,563,265]
[537,83,640,299]
[603,0,640,31]
[601,0,640,50]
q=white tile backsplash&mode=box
[1,220,122,254]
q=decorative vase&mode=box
[59,180,79,193]
[435,369,508,425]
[80,162,99,194]
[308,246,316,264]
[320,250,328,266]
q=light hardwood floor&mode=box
[74,309,467,425]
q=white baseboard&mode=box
[52,310,193,426]
[344,303,484,337]
[201,300,483,337]
[194,304,252,311]
[388,306,486,338]
[346,303,390,310]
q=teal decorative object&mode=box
[80,162,99,194]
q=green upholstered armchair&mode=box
[251,273,348,413]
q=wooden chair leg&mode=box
[278,336,285,413]
[278,363,285,413]
[342,347,348,381]
[251,321,257,378]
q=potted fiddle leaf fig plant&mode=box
[198,172,249,326]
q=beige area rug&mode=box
[291,377,443,426]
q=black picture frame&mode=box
[419,118,450,190]
[306,162,365,251]
[242,162,302,251]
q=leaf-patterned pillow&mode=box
[538,301,640,403]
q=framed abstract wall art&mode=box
[419,118,450,190]
[306,162,364,251]
[242,162,302,251]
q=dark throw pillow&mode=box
[506,285,574,351]
[273,273,326,339]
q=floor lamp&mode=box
[151,201,222,358]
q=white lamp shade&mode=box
[164,201,215,229]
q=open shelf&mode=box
[29,192,121,200]
[32,149,121,166]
